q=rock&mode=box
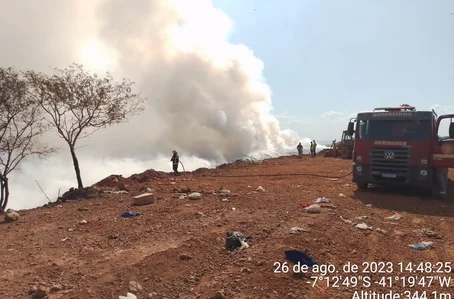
[290,227,310,234]
[219,189,231,196]
[338,193,346,197]
[178,195,187,200]
[29,286,47,299]
[225,231,249,250]
[174,193,187,198]
[79,220,88,225]
[77,207,89,211]
[414,228,441,239]
[356,223,373,230]
[49,284,63,293]
[141,187,153,193]
[213,291,226,299]
[4,209,19,222]
[221,198,228,202]
[133,193,155,206]
[179,254,193,260]
[375,228,387,234]
[129,281,143,292]
[256,186,265,192]
[188,192,202,200]
[305,204,321,213]
[148,293,158,298]
[355,216,369,220]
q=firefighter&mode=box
[170,150,179,175]
[434,167,448,200]
[310,140,317,157]
[297,142,303,157]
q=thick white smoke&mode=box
[0,0,301,210]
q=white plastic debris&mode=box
[340,216,353,225]
[375,228,387,234]
[119,292,137,299]
[356,223,373,230]
[385,213,402,221]
[408,241,433,250]
[314,197,330,204]
[338,193,346,197]
[355,216,369,220]
[256,186,265,192]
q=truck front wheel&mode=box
[356,182,368,190]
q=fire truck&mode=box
[348,104,454,199]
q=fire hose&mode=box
[179,161,186,172]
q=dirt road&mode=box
[1,156,453,298]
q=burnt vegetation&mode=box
[0,64,145,211]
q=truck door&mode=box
[432,114,454,168]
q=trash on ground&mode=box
[408,241,433,250]
[79,220,88,225]
[356,222,373,230]
[121,211,141,218]
[4,209,20,223]
[375,228,387,234]
[314,197,330,204]
[225,231,249,250]
[174,193,187,198]
[366,204,372,207]
[61,237,71,242]
[340,216,353,225]
[256,186,265,192]
[188,192,202,200]
[218,189,232,196]
[385,213,402,221]
[284,250,317,267]
[119,292,137,299]
[355,216,369,220]
[290,227,310,234]
[338,193,346,197]
[305,204,322,213]
[301,202,335,209]
[414,228,441,239]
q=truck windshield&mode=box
[357,119,430,140]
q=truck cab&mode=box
[348,105,454,199]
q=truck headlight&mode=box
[420,170,428,176]
[356,166,362,172]
[420,159,427,165]
[356,156,362,161]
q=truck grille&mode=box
[370,147,411,180]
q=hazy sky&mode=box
[213,0,454,140]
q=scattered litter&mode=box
[218,189,232,196]
[79,220,88,225]
[174,193,187,198]
[385,213,402,221]
[375,228,387,234]
[179,195,187,200]
[340,216,353,225]
[188,192,202,200]
[247,185,251,188]
[290,227,310,234]
[314,197,330,204]
[61,237,71,242]
[119,292,137,299]
[326,178,338,181]
[284,250,316,267]
[414,228,441,239]
[141,187,153,193]
[256,186,265,192]
[121,211,141,218]
[355,216,369,220]
[356,223,373,230]
[301,202,335,209]
[221,198,229,202]
[225,231,249,250]
[408,241,433,250]
[338,193,346,197]
[105,190,128,194]
[305,204,322,213]
[366,204,372,207]
[232,207,236,211]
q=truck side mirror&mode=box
[347,122,354,136]
[450,121,454,139]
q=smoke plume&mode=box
[0,0,300,210]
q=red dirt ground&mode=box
[1,155,454,299]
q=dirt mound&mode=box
[59,187,100,201]
[128,169,170,182]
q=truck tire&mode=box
[356,182,368,190]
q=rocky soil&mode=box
[1,155,453,298]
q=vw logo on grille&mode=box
[384,151,395,159]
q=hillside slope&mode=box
[1,156,453,298]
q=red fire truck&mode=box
[348,104,454,199]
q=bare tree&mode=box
[0,67,53,212]
[26,64,145,189]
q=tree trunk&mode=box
[0,175,9,212]
[69,145,84,189]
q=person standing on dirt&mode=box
[312,140,317,157]
[297,142,303,157]
[170,150,179,175]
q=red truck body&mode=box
[350,105,454,197]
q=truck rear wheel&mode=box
[356,182,368,190]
